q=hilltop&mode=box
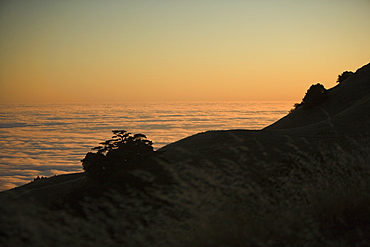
[1,63,370,247]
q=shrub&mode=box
[301,83,328,108]
[289,103,302,113]
[32,175,47,182]
[81,130,171,188]
[337,71,354,84]
[290,83,328,113]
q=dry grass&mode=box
[1,138,370,247]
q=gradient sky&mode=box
[0,0,369,103]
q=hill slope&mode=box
[265,63,370,130]
[159,63,370,168]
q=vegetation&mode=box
[301,83,328,108]
[2,139,370,247]
[289,68,355,113]
[32,175,56,182]
[81,130,171,188]
[337,71,354,83]
[32,175,47,181]
[290,83,328,113]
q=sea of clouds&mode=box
[0,101,293,190]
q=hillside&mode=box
[159,63,370,170]
[1,62,370,247]
[265,63,370,131]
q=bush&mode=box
[81,130,171,188]
[32,175,47,182]
[337,71,354,84]
[290,83,328,113]
[289,103,302,113]
[301,83,328,108]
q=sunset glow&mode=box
[1,0,369,103]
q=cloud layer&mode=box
[0,101,292,191]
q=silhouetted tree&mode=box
[337,71,354,83]
[301,83,328,108]
[81,130,171,189]
[290,83,328,112]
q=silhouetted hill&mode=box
[1,62,370,247]
[265,63,370,130]
[159,63,370,170]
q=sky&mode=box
[0,0,369,103]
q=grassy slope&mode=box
[1,173,86,206]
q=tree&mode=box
[81,130,171,188]
[337,71,354,84]
[290,83,328,112]
[301,83,328,108]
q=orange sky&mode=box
[0,0,369,103]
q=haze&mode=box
[0,0,369,103]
